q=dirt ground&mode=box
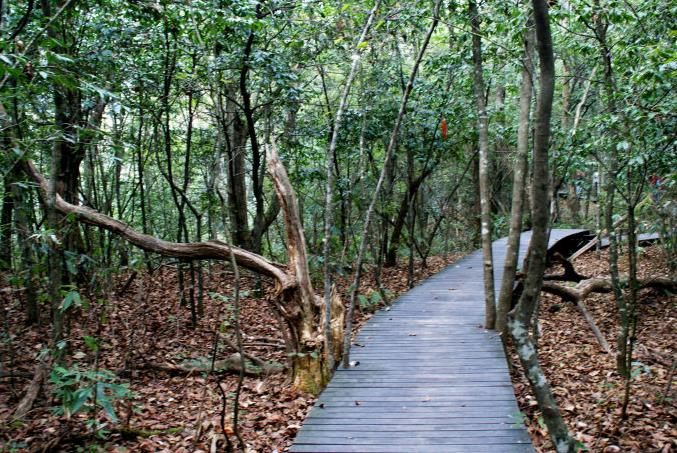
[0,253,462,452]
[511,245,676,453]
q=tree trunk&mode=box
[322,0,381,371]
[469,0,496,329]
[20,139,337,393]
[41,0,83,347]
[0,177,13,269]
[239,13,267,256]
[385,169,431,267]
[12,178,40,324]
[224,85,250,248]
[594,0,628,378]
[267,141,342,392]
[496,16,534,336]
[342,0,441,368]
[507,1,576,451]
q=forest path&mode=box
[290,229,588,453]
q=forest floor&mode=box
[511,245,676,453]
[2,246,674,452]
[0,252,463,452]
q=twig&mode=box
[663,357,676,402]
[0,0,77,91]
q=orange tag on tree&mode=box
[441,116,447,140]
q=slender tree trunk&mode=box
[469,0,496,329]
[239,8,268,256]
[321,0,381,372]
[222,85,250,247]
[0,99,38,323]
[508,1,576,451]
[12,179,39,324]
[406,187,416,288]
[0,177,13,269]
[342,0,441,368]
[41,0,83,346]
[48,105,64,347]
[134,86,152,272]
[111,111,128,266]
[385,169,432,267]
[496,15,534,336]
[594,0,629,379]
[621,173,640,419]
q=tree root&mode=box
[541,276,676,353]
[126,353,283,378]
[13,358,49,420]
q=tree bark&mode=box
[594,0,628,379]
[21,138,336,393]
[342,0,441,368]
[223,85,250,247]
[12,178,39,324]
[469,0,496,329]
[496,16,534,336]
[508,1,577,451]
[385,168,432,267]
[0,177,13,269]
[267,140,341,392]
[322,0,381,371]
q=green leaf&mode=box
[83,336,99,352]
[60,290,81,311]
[357,294,368,307]
[69,387,93,416]
[97,384,118,422]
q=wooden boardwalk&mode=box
[290,229,587,453]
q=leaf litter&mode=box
[510,246,676,453]
[0,253,462,451]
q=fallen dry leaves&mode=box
[510,246,676,453]
[0,253,462,452]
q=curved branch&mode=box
[21,160,293,288]
[9,0,35,41]
[541,276,676,303]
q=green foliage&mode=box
[358,291,383,310]
[50,365,132,424]
[510,410,527,428]
[59,287,84,312]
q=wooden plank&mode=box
[332,374,510,380]
[303,418,520,426]
[328,382,511,389]
[308,405,517,414]
[300,423,521,431]
[322,383,514,391]
[295,430,529,440]
[316,392,515,404]
[290,229,588,453]
[348,352,507,358]
[290,444,534,452]
[313,400,518,408]
[294,436,531,445]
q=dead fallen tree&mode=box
[542,276,677,302]
[12,359,50,420]
[17,140,341,394]
[128,353,283,377]
[541,276,677,353]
